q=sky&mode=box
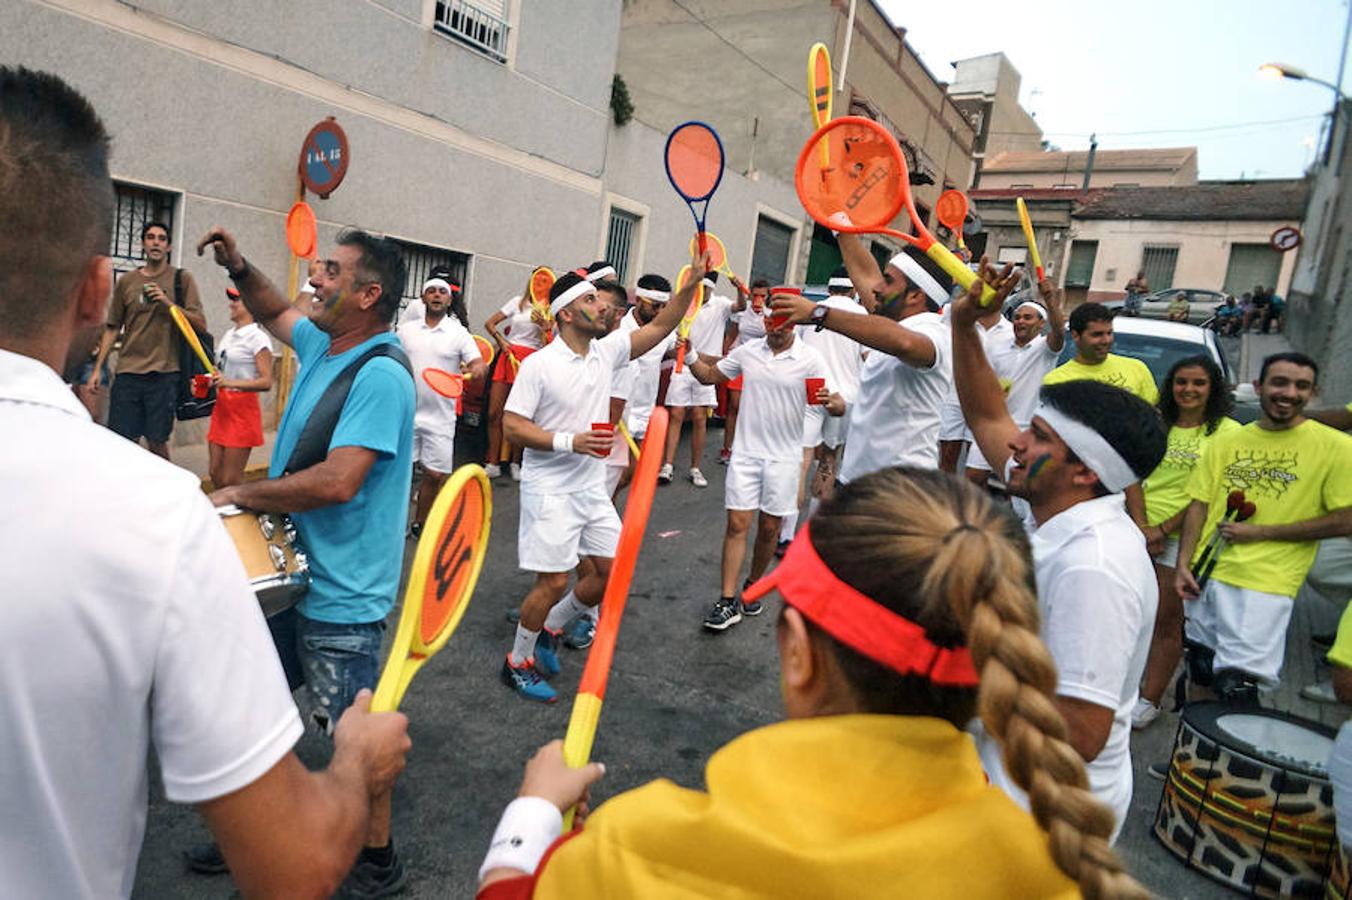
[877,0,1350,180]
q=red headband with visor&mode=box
[743,526,979,687]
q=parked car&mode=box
[1112,288,1230,326]
[1055,317,1260,423]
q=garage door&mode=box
[1223,243,1282,295]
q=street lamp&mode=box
[1259,62,1348,98]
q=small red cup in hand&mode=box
[191,374,212,399]
[805,377,826,405]
[767,286,800,331]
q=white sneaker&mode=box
[658,463,673,484]
[510,463,522,482]
[484,463,501,478]
[1301,680,1339,704]
[1130,697,1160,730]
[689,468,708,488]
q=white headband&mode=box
[1015,300,1047,319]
[585,266,616,283]
[422,278,454,295]
[827,277,853,289]
[701,277,715,289]
[550,279,596,316]
[635,287,670,303]
[888,253,947,306]
[1034,403,1138,493]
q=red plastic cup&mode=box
[805,377,826,405]
[767,285,800,331]
[591,422,615,434]
[191,374,211,399]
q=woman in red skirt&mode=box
[207,287,274,487]
[483,272,550,479]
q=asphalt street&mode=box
[130,327,1284,900]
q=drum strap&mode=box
[283,342,413,475]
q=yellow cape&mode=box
[534,714,1077,898]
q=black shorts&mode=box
[108,371,178,444]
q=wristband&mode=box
[552,432,575,453]
[477,796,563,882]
[227,258,251,281]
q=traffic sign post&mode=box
[1270,225,1302,253]
[298,117,349,199]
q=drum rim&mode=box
[1182,701,1338,777]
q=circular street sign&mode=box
[298,118,349,198]
[1270,225,1302,253]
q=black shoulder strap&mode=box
[284,342,413,475]
[173,268,183,306]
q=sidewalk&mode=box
[173,427,278,486]
[1236,330,1294,382]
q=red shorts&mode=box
[491,343,536,385]
[726,375,744,391]
[207,388,263,448]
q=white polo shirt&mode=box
[505,328,631,494]
[978,493,1156,841]
[940,315,1014,439]
[618,309,675,435]
[1001,333,1061,427]
[397,313,481,432]
[730,304,767,349]
[686,293,735,356]
[838,311,952,482]
[0,349,303,900]
[716,337,828,463]
[799,295,866,404]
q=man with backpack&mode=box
[89,220,207,459]
[196,224,417,896]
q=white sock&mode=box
[510,625,539,666]
[544,591,590,632]
[585,603,600,623]
[780,511,799,542]
[805,497,821,521]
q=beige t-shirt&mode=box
[105,268,204,375]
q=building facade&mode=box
[979,147,1199,191]
[946,52,1044,188]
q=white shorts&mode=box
[939,401,968,441]
[666,370,716,408]
[966,441,991,472]
[1152,535,1180,569]
[725,455,799,516]
[518,483,621,573]
[802,405,846,449]
[413,423,455,474]
[604,463,624,496]
[1184,578,1295,685]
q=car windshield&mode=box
[1057,332,1215,385]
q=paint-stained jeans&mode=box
[271,609,385,735]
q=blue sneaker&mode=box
[500,656,557,703]
[740,579,762,616]
[564,615,596,650]
[534,628,562,676]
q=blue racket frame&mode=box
[664,120,725,253]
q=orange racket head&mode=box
[422,368,464,399]
[286,202,317,258]
[529,267,555,307]
[473,334,494,364]
[794,116,925,246]
[664,122,725,202]
[688,232,729,273]
[808,43,833,128]
[935,190,969,232]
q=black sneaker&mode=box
[703,598,742,632]
[740,578,762,616]
[183,841,228,875]
[408,522,422,541]
[334,847,407,898]
[1146,761,1170,782]
[774,539,790,559]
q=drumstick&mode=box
[1192,490,1245,578]
[1195,501,1256,592]
[371,465,492,711]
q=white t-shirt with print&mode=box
[215,322,273,382]
[499,295,545,350]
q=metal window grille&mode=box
[604,208,640,285]
[110,182,177,277]
[433,0,509,62]
[1140,245,1179,292]
[391,238,470,319]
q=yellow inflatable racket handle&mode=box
[168,305,216,374]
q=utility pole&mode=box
[1081,133,1098,192]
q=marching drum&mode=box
[218,505,309,617]
[1155,701,1338,898]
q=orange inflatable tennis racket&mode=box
[795,117,996,306]
[528,266,555,341]
[672,263,702,374]
[422,368,464,399]
[807,42,833,170]
[936,190,969,253]
[665,122,725,257]
[1015,197,1045,282]
[372,465,491,712]
[687,232,736,281]
[472,334,495,366]
[286,201,317,258]
[167,304,216,374]
[560,407,669,828]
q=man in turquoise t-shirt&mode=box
[199,224,415,893]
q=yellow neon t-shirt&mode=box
[1143,418,1241,526]
[1327,601,1352,670]
[1042,353,1159,404]
[1186,419,1352,597]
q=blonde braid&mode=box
[812,469,1146,899]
